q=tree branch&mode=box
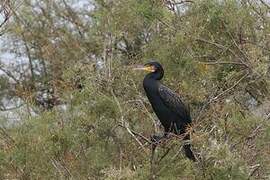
[0,1,11,28]
[0,64,19,83]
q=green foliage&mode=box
[0,0,269,179]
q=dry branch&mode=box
[194,72,249,123]
[111,89,149,154]
[0,2,10,28]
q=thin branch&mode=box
[155,16,176,32]
[199,61,246,66]
[195,38,250,69]
[259,0,270,9]
[211,73,248,102]
[127,98,159,132]
[50,158,73,178]
[173,0,194,4]
[196,38,231,50]
[0,0,24,30]
[117,124,151,144]
[244,39,270,52]
[265,112,270,120]
[111,89,149,153]
[155,146,183,177]
[111,89,124,125]
[0,126,16,146]
[0,103,24,111]
[248,164,261,179]
[194,72,248,123]
[21,33,35,84]
[0,64,20,83]
[130,79,159,133]
[0,2,10,28]
[157,144,176,163]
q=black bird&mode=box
[133,61,196,161]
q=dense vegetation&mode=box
[0,0,269,179]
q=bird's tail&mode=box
[183,143,196,161]
[183,134,196,161]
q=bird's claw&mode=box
[150,134,163,144]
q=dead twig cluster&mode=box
[0,0,11,29]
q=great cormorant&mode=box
[133,61,196,161]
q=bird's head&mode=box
[133,61,164,80]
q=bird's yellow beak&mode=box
[132,65,156,72]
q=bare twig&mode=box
[195,38,250,69]
[199,61,246,66]
[259,0,270,9]
[0,64,19,83]
[0,126,15,145]
[194,72,248,123]
[0,103,24,111]
[130,79,159,132]
[50,158,73,178]
[117,123,151,144]
[21,33,35,84]
[196,38,232,50]
[155,16,176,33]
[244,39,270,52]
[124,122,148,152]
[248,164,261,179]
[173,0,194,4]
[246,110,270,141]
[127,98,159,132]
[111,89,149,153]
[0,0,24,30]
[155,146,183,177]
[111,89,124,125]
[157,144,176,163]
[265,112,270,120]
[0,2,10,28]
[211,73,248,102]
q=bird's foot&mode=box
[150,134,163,144]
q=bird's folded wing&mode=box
[158,84,191,123]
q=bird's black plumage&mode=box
[141,61,196,161]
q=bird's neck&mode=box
[143,75,160,92]
[145,72,163,80]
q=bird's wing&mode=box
[158,84,191,122]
